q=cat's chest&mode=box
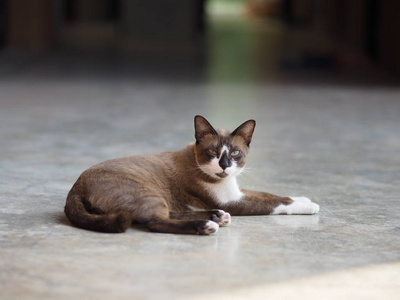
[201,177,243,205]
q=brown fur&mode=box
[64,115,294,234]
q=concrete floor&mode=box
[1,17,400,299]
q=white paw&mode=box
[272,197,320,215]
[217,210,231,227]
[203,221,219,235]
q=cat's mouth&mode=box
[216,172,228,178]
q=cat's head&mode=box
[194,115,256,180]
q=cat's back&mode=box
[86,152,176,181]
[68,146,193,198]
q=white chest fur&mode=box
[202,176,243,205]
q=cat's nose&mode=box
[219,152,231,170]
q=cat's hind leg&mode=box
[169,210,231,227]
[132,197,219,235]
[147,219,219,235]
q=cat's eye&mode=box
[231,150,240,157]
[207,149,217,156]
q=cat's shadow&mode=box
[56,212,70,226]
[270,214,320,228]
[54,211,150,233]
[54,211,320,233]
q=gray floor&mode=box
[1,17,400,299]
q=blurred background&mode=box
[1,0,399,83]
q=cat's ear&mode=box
[194,115,218,143]
[231,120,256,146]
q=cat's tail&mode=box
[64,194,132,233]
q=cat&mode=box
[64,115,319,235]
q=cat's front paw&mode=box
[211,210,231,227]
[289,196,319,214]
[217,210,231,227]
[272,196,320,215]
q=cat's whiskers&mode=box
[238,166,252,176]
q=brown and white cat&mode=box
[65,116,319,235]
